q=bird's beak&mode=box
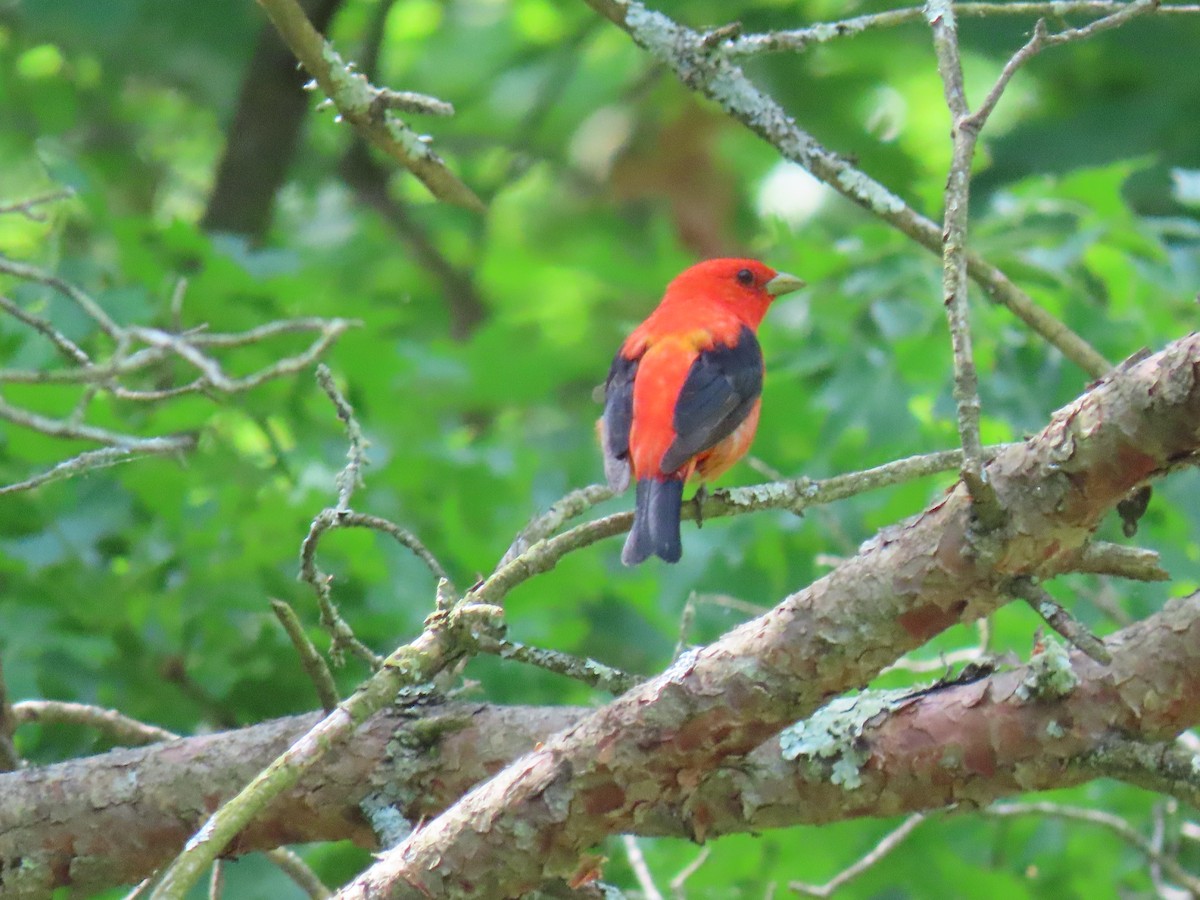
[765,272,806,297]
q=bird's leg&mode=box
[692,483,708,528]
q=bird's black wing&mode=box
[660,326,763,475]
[601,352,638,492]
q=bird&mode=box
[599,258,805,565]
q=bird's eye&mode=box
[735,268,755,287]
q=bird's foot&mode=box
[692,483,708,528]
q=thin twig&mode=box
[270,599,340,712]
[882,645,988,675]
[207,861,223,900]
[1076,541,1169,582]
[984,802,1200,895]
[0,187,75,220]
[315,364,369,511]
[11,700,177,745]
[255,0,483,212]
[263,848,333,900]
[299,368,451,666]
[470,445,1012,610]
[789,814,928,896]
[0,437,196,496]
[126,319,355,393]
[584,0,1112,377]
[0,294,91,366]
[926,0,1004,529]
[473,634,640,694]
[1010,577,1112,664]
[0,253,121,337]
[299,510,385,669]
[622,836,665,900]
[670,847,711,900]
[727,2,1198,55]
[673,593,698,661]
[964,0,1160,133]
[499,483,615,567]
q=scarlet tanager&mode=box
[600,258,805,565]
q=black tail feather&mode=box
[622,478,683,565]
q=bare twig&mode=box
[299,510,385,669]
[582,0,1112,377]
[727,2,1199,55]
[270,599,340,713]
[473,445,1010,609]
[789,814,928,897]
[925,0,1004,529]
[0,253,120,337]
[314,364,369,512]
[0,437,196,496]
[299,368,451,667]
[1010,577,1112,665]
[11,700,177,745]
[125,320,354,393]
[263,848,333,900]
[499,483,615,567]
[669,847,711,899]
[300,511,453,667]
[0,396,155,446]
[255,0,483,212]
[0,294,91,366]
[370,89,455,117]
[882,645,988,676]
[0,187,75,220]
[473,634,640,694]
[965,0,1160,133]
[207,861,223,900]
[1,258,352,494]
[923,0,1156,528]
[1076,541,1169,582]
[622,836,665,900]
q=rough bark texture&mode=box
[3,590,1200,895]
[337,335,1200,898]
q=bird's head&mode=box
[664,258,805,329]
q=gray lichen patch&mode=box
[1015,639,1079,701]
[778,689,912,790]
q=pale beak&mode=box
[765,272,806,297]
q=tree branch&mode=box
[336,333,1200,896]
[7,588,1200,895]
[578,0,1112,377]
[254,0,484,212]
[726,2,1199,56]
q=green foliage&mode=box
[2,0,1199,896]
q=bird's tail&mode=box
[622,478,683,565]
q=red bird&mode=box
[600,258,805,565]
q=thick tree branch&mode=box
[6,589,1200,895]
[336,333,1200,896]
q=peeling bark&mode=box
[4,592,1200,896]
[340,335,1200,898]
